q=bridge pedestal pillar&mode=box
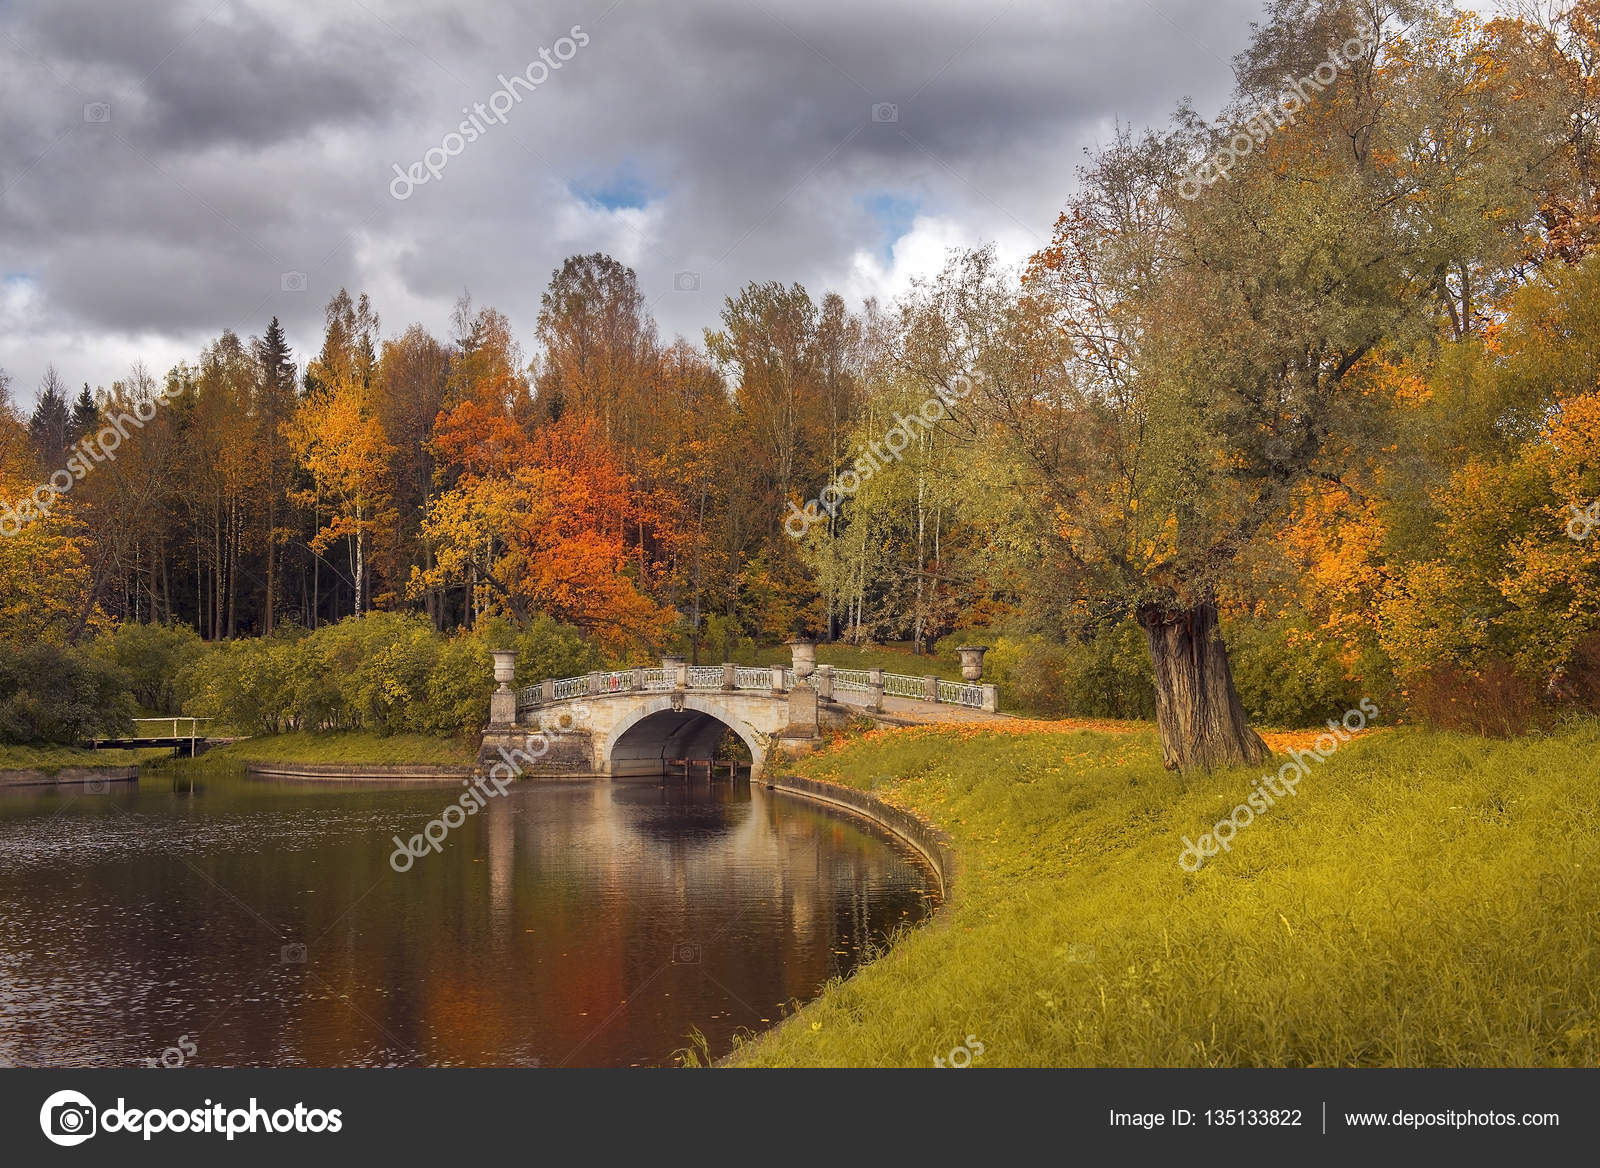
[662,654,688,689]
[775,682,821,761]
[815,664,833,700]
[786,683,819,732]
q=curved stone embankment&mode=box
[0,765,140,789]
[245,762,471,784]
[764,773,956,900]
[718,774,958,1067]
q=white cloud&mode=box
[842,213,1036,307]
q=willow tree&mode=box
[910,1,1570,772]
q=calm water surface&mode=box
[0,766,936,1067]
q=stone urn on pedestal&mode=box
[777,639,819,756]
[956,645,989,681]
[489,650,518,727]
[787,639,816,682]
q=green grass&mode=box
[0,744,169,774]
[204,731,476,767]
[732,719,1600,1067]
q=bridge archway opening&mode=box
[606,702,760,780]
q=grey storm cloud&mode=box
[17,0,412,149]
[0,0,1264,398]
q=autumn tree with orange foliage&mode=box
[416,376,671,654]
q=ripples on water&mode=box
[0,768,936,1067]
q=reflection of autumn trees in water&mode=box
[148,777,933,1067]
[0,766,931,1068]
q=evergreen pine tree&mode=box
[254,317,298,632]
[28,365,70,466]
[69,383,99,444]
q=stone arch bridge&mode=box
[478,654,1001,780]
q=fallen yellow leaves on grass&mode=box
[813,717,1148,760]
[1258,727,1390,755]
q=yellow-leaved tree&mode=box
[285,368,395,619]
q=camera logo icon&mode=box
[83,103,111,123]
[83,776,109,795]
[280,271,308,293]
[871,103,898,123]
[673,270,700,292]
[671,941,701,964]
[40,1090,97,1146]
[280,942,307,963]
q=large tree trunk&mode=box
[1137,601,1269,774]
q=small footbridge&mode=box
[91,717,239,758]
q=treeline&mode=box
[0,256,985,659]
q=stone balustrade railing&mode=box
[513,658,998,714]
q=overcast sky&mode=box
[0,0,1485,402]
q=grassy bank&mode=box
[732,719,1600,1067]
[203,731,476,767]
[0,744,169,774]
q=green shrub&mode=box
[91,623,205,714]
[425,634,493,736]
[0,642,136,744]
[942,615,1370,727]
[513,614,606,684]
[182,634,301,734]
[178,612,607,738]
[698,613,758,665]
[938,621,1155,719]
[309,612,441,734]
[1224,617,1363,728]
[1060,620,1156,719]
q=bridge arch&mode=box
[600,694,767,779]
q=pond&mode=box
[0,766,937,1067]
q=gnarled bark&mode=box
[1137,600,1269,774]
